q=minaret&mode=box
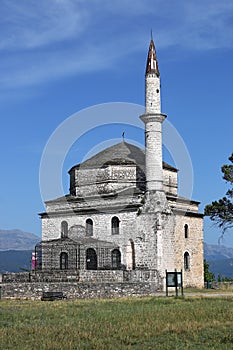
[140,39,166,193]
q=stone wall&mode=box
[0,281,154,300]
[163,168,177,195]
[1,271,123,284]
[79,270,124,282]
[0,269,163,300]
[42,209,139,244]
[2,272,31,283]
[2,269,162,285]
[74,165,142,197]
[41,209,142,271]
[174,214,204,288]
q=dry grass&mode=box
[1,296,233,349]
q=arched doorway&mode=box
[112,249,121,269]
[86,248,97,270]
[60,252,68,270]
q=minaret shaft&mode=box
[145,73,161,113]
[140,39,166,192]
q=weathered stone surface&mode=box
[1,281,154,300]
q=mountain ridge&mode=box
[204,242,233,261]
[1,229,233,277]
[0,250,32,273]
[0,229,40,251]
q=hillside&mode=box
[0,229,40,251]
[204,243,233,261]
[208,258,233,279]
[0,250,32,273]
[1,229,233,277]
[204,243,233,279]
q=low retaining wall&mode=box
[211,281,233,289]
[1,269,162,284]
[79,270,124,282]
[1,281,154,300]
[0,269,163,299]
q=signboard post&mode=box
[166,269,183,297]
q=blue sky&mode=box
[0,0,233,246]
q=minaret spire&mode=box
[146,38,159,76]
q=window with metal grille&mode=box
[112,249,121,269]
[86,219,93,236]
[184,252,190,270]
[61,221,68,238]
[60,252,68,270]
[111,216,119,235]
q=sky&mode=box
[0,0,233,246]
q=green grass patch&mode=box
[1,297,233,349]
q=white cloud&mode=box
[178,1,233,50]
[0,0,233,90]
[0,0,88,50]
[0,36,140,89]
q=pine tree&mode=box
[204,153,233,234]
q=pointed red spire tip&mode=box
[146,39,159,76]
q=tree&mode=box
[204,259,215,282]
[204,153,233,235]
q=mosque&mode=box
[36,39,204,289]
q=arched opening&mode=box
[111,216,120,235]
[184,224,189,239]
[184,252,190,270]
[60,252,68,270]
[86,219,93,236]
[61,221,68,238]
[111,249,121,269]
[86,248,97,270]
[126,240,135,270]
[131,240,136,270]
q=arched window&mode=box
[60,252,68,270]
[111,216,120,235]
[184,252,190,270]
[184,224,189,239]
[61,221,68,238]
[86,248,97,270]
[112,249,121,269]
[86,219,93,236]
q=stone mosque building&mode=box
[36,39,204,289]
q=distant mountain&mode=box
[208,258,233,279]
[0,229,40,251]
[204,243,233,261]
[204,243,233,279]
[0,250,32,273]
[1,234,233,276]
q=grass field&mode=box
[1,296,233,349]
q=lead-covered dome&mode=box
[69,141,146,197]
[68,141,177,198]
